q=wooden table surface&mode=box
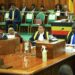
[0,52,75,75]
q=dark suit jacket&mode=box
[9,8,21,22]
[7,32,24,43]
[67,31,73,44]
[30,31,49,45]
[0,33,7,40]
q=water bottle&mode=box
[24,41,29,53]
[42,45,47,62]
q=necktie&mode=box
[72,34,75,44]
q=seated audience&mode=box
[30,25,49,45]
[0,4,5,21]
[55,3,62,11]
[5,3,21,32]
[58,64,73,75]
[67,23,75,44]
[30,4,36,13]
[21,4,29,17]
[55,3,62,19]
[7,27,24,43]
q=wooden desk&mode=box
[0,38,20,55]
[36,40,65,59]
[0,52,75,75]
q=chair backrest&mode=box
[4,11,9,21]
[25,12,34,23]
[55,10,61,16]
[48,13,56,23]
[36,12,45,23]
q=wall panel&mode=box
[0,0,73,11]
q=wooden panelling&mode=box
[0,0,5,4]
[0,0,67,9]
[59,0,67,5]
[0,0,74,13]
[74,0,75,14]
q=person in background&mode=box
[40,5,45,11]
[67,23,75,44]
[21,4,29,17]
[7,27,24,43]
[0,4,5,21]
[58,64,73,75]
[55,3,62,11]
[21,4,29,23]
[0,28,7,40]
[30,4,38,13]
[5,3,21,32]
[7,27,24,52]
[31,4,36,12]
[61,5,69,17]
[30,25,49,46]
[55,3,62,19]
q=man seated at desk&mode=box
[67,23,75,44]
[7,27,24,43]
[30,25,49,46]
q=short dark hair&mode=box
[58,64,73,75]
[38,25,45,29]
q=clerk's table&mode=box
[0,40,75,75]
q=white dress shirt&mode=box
[38,32,44,41]
[7,34,15,39]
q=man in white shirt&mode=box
[30,25,49,45]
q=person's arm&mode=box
[29,34,35,42]
[66,31,72,44]
[29,33,37,46]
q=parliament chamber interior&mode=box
[0,0,75,75]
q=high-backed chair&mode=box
[0,11,8,29]
[36,12,45,24]
[30,12,45,32]
[19,12,34,33]
[45,13,56,27]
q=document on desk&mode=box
[50,39,62,44]
[65,44,75,53]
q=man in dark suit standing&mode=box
[5,4,21,32]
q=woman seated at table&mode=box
[7,27,24,43]
[30,25,49,46]
[67,24,75,44]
